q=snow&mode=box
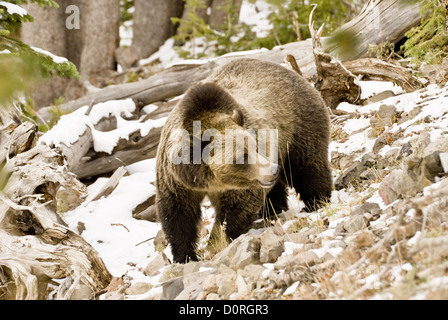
[0,1,27,17]
[239,0,274,38]
[125,158,157,176]
[329,130,375,157]
[39,99,167,155]
[31,46,69,65]
[219,48,269,58]
[39,107,90,148]
[283,281,300,295]
[138,0,274,69]
[139,38,186,69]
[120,20,133,47]
[283,241,303,255]
[89,99,136,125]
[311,245,343,259]
[341,116,371,135]
[332,82,448,160]
[359,80,404,100]
[91,116,166,154]
[140,38,215,69]
[63,171,160,276]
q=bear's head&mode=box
[168,83,279,191]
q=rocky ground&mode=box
[92,81,448,300]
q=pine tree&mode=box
[402,0,448,66]
[265,0,352,48]
[171,0,214,58]
[0,0,79,108]
[120,0,134,24]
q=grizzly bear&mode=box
[156,58,332,263]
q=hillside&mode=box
[42,79,448,300]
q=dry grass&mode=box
[199,221,230,261]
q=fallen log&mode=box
[0,122,112,300]
[343,58,425,92]
[308,3,425,108]
[38,98,169,180]
[38,41,316,122]
[72,126,163,179]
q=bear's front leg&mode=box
[264,178,288,219]
[210,189,264,241]
[157,186,204,263]
[293,162,332,212]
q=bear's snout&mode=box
[256,155,279,188]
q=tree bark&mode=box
[77,0,121,81]
[21,0,121,108]
[209,0,243,30]
[132,0,184,60]
[309,6,361,108]
[21,2,73,107]
[343,58,425,93]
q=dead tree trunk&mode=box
[0,122,111,300]
[309,5,361,108]
[343,58,425,93]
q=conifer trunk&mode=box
[132,0,184,60]
[209,0,243,30]
[21,0,121,108]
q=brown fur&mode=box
[156,58,332,263]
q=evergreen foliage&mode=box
[402,0,448,66]
[171,0,214,58]
[265,0,350,46]
[0,0,79,107]
[172,0,357,57]
[120,0,134,24]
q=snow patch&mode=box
[39,99,167,155]
[31,46,69,65]
[359,80,404,100]
[0,1,27,17]
[239,0,274,38]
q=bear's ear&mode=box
[231,109,244,126]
